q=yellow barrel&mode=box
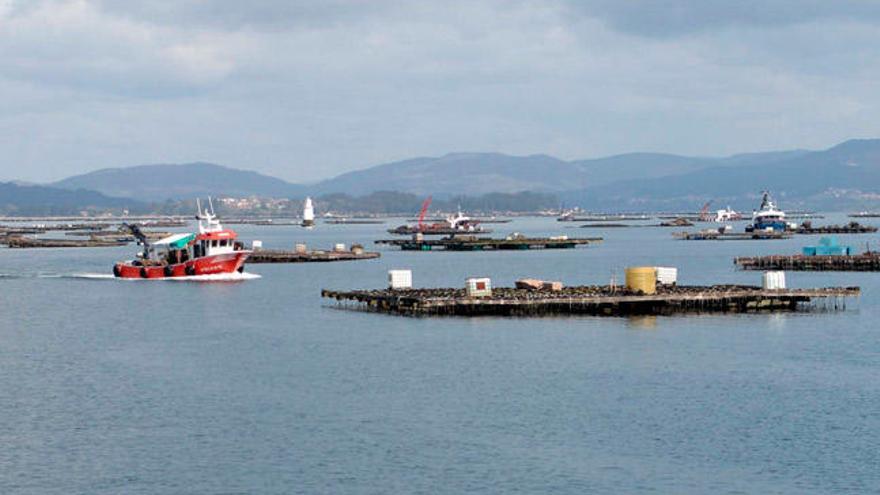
[625,267,657,295]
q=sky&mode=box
[3,0,880,183]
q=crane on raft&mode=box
[417,196,433,231]
[699,200,714,222]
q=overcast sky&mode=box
[3,0,880,183]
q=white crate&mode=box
[466,277,492,297]
[334,243,346,252]
[388,270,412,289]
[762,271,786,290]
[295,243,307,253]
[655,266,678,285]
[251,240,263,250]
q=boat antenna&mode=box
[760,191,771,210]
[196,198,202,218]
[208,196,215,216]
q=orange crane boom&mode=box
[699,200,714,221]
[417,196,433,229]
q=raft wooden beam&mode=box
[65,230,171,241]
[674,231,791,241]
[325,219,385,224]
[735,253,880,271]
[248,249,380,263]
[375,236,602,251]
[794,224,878,234]
[321,285,859,317]
[2,235,127,248]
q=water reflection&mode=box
[626,315,658,330]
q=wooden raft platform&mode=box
[375,236,602,251]
[321,285,859,317]
[248,249,380,263]
[325,219,385,225]
[1,235,127,248]
[735,253,880,271]
[65,230,171,241]
[795,224,878,234]
[674,231,791,241]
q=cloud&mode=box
[570,0,880,38]
[2,0,880,183]
[0,0,249,97]
[92,0,400,30]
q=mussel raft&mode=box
[734,253,880,271]
[321,285,860,317]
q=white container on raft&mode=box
[762,271,786,290]
[252,240,263,250]
[655,267,678,285]
[389,270,412,289]
[466,277,492,297]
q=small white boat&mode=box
[713,206,742,222]
[302,197,315,227]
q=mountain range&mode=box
[563,139,880,210]
[0,182,141,216]
[5,138,880,214]
[53,162,307,202]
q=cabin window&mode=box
[212,240,218,248]
[220,239,227,247]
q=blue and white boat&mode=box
[746,191,791,232]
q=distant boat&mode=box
[389,197,490,235]
[712,206,742,222]
[389,210,491,235]
[745,191,793,232]
[302,197,315,227]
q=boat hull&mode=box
[113,251,251,279]
[746,220,788,232]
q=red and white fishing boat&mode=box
[113,199,251,279]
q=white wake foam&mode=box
[168,272,261,282]
[68,273,115,279]
[68,272,261,282]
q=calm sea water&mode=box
[1,215,878,494]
